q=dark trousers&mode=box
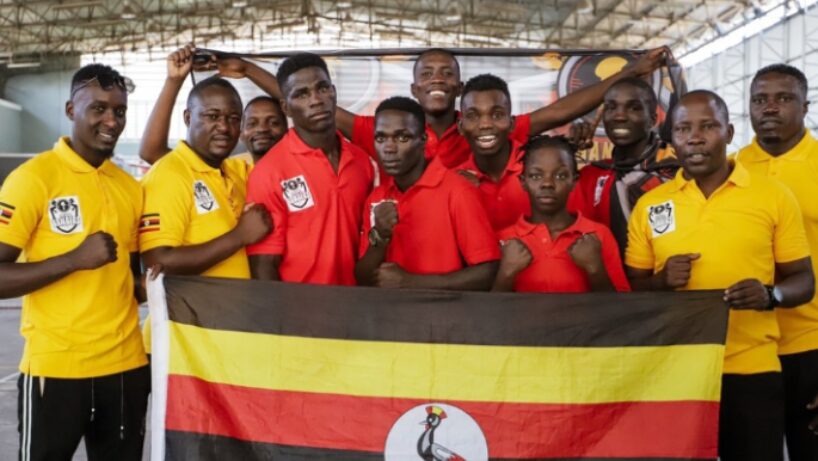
[781,349,818,461]
[719,372,785,461]
[17,365,150,461]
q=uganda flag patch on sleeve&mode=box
[0,202,15,225]
[147,276,729,461]
[139,213,160,233]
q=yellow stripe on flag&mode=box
[168,322,724,404]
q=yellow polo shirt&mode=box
[140,141,251,351]
[626,161,810,374]
[0,137,147,378]
[737,131,818,355]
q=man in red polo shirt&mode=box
[204,48,667,174]
[354,96,499,290]
[454,74,530,232]
[247,53,374,285]
[568,77,678,257]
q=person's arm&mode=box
[527,47,668,135]
[568,233,615,292]
[141,204,271,276]
[724,258,814,310]
[249,254,282,281]
[376,260,499,291]
[491,239,532,292]
[139,44,197,165]
[0,233,117,299]
[208,55,358,139]
[355,200,398,286]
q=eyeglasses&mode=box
[71,74,135,98]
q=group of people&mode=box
[0,43,815,461]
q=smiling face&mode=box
[66,81,127,160]
[184,85,242,166]
[520,145,577,216]
[410,51,463,116]
[671,94,733,180]
[241,99,287,157]
[750,72,808,148]
[602,83,656,148]
[280,66,337,135]
[459,89,514,158]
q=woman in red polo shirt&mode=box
[492,135,630,293]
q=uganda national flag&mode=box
[148,275,728,461]
[139,213,160,234]
[0,201,14,225]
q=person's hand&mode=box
[568,233,604,274]
[68,231,118,270]
[498,239,533,277]
[724,279,770,310]
[624,46,670,77]
[567,120,596,151]
[373,201,398,240]
[375,262,411,288]
[658,253,700,289]
[234,203,273,245]
[192,54,249,79]
[167,43,198,82]
[807,392,818,435]
[456,169,481,187]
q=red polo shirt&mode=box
[568,162,616,226]
[247,129,374,285]
[452,140,530,232]
[359,159,500,274]
[497,214,630,293]
[351,112,532,173]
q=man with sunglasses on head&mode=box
[0,64,150,460]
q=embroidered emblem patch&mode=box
[193,180,219,214]
[648,200,676,237]
[281,175,315,212]
[48,196,83,234]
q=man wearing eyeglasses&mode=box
[0,64,150,460]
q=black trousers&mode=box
[781,349,818,461]
[719,372,785,461]
[17,365,150,461]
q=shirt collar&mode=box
[175,140,221,173]
[386,157,447,195]
[668,157,750,192]
[460,139,525,180]
[425,111,461,141]
[740,130,815,163]
[54,136,117,176]
[513,212,593,240]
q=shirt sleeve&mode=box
[246,163,288,256]
[139,168,191,252]
[358,193,376,259]
[596,225,631,292]
[450,178,501,265]
[510,112,532,142]
[351,115,377,162]
[772,184,811,263]
[624,197,656,270]
[129,182,142,253]
[0,168,45,250]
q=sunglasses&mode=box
[71,74,136,98]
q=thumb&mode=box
[243,202,256,212]
[807,393,818,410]
[379,262,397,269]
[687,253,701,261]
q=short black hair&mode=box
[70,63,128,96]
[245,95,283,114]
[752,63,809,98]
[607,77,658,116]
[462,73,511,104]
[412,48,461,77]
[186,76,242,110]
[375,96,426,133]
[522,135,578,174]
[674,89,729,124]
[276,53,330,94]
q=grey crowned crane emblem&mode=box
[417,406,466,461]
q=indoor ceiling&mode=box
[0,0,795,65]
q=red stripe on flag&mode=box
[0,210,11,218]
[0,218,8,225]
[138,227,160,234]
[165,374,719,459]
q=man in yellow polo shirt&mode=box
[626,90,814,461]
[737,64,818,460]
[0,64,149,460]
[140,76,272,352]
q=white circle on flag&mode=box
[384,403,488,460]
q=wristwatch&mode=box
[765,285,783,310]
[368,227,390,247]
